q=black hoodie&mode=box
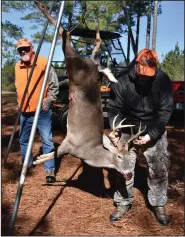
[107,60,173,140]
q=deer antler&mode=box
[111,116,146,152]
[112,115,135,152]
[126,122,146,145]
[112,115,134,135]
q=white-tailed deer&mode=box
[33,1,145,180]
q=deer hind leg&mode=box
[33,139,70,165]
[33,152,55,165]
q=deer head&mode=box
[103,115,146,179]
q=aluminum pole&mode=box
[8,1,65,234]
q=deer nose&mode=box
[123,171,132,180]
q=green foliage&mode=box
[2,1,31,12]
[79,1,122,31]
[159,43,184,81]
[1,1,32,63]
[2,20,23,63]
[2,60,16,92]
[2,0,162,61]
[2,1,155,41]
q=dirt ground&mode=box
[1,102,184,236]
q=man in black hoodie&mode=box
[107,49,173,226]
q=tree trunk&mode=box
[135,13,140,55]
[122,1,137,57]
[152,1,158,51]
[127,29,130,63]
[146,3,151,49]
[127,14,131,62]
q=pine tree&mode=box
[159,43,184,81]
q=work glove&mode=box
[108,130,121,147]
[133,134,151,145]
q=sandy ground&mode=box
[1,102,184,236]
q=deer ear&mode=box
[99,67,118,83]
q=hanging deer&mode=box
[33,1,145,180]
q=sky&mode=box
[137,1,184,61]
[2,1,184,63]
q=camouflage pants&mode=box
[113,131,170,207]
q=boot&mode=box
[45,170,56,183]
[153,206,171,226]
[110,204,131,222]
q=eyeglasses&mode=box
[142,59,156,67]
[18,47,31,54]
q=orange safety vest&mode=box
[15,55,49,112]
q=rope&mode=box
[70,0,88,33]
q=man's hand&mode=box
[42,100,50,110]
[133,134,151,145]
[108,130,121,147]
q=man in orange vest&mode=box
[15,38,59,183]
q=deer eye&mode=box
[118,154,123,159]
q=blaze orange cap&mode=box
[135,49,158,77]
[16,38,33,49]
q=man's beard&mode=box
[21,54,30,62]
[136,80,149,85]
